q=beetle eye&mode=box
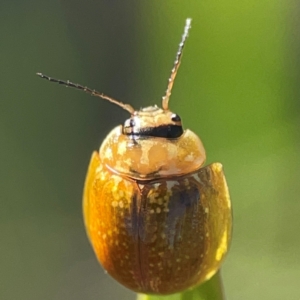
[171,114,181,122]
[130,119,135,127]
[124,118,135,128]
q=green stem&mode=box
[136,271,225,300]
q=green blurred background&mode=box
[1,0,299,299]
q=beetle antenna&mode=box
[162,18,192,111]
[36,73,135,115]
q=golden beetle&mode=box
[38,18,232,295]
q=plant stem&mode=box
[136,271,225,300]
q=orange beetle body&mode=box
[83,144,231,294]
[38,18,232,295]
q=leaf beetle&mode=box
[37,18,232,295]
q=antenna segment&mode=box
[162,18,192,111]
[36,73,135,115]
[37,18,192,114]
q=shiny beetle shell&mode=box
[83,148,231,294]
[37,18,232,295]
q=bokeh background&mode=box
[1,0,299,299]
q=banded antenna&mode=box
[37,18,191,114]
[36,73,135,115]
[162,18,192,111]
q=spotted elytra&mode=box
[37,18,232,295]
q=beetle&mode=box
[37,18,232,295]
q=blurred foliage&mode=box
[1,0,299,299]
